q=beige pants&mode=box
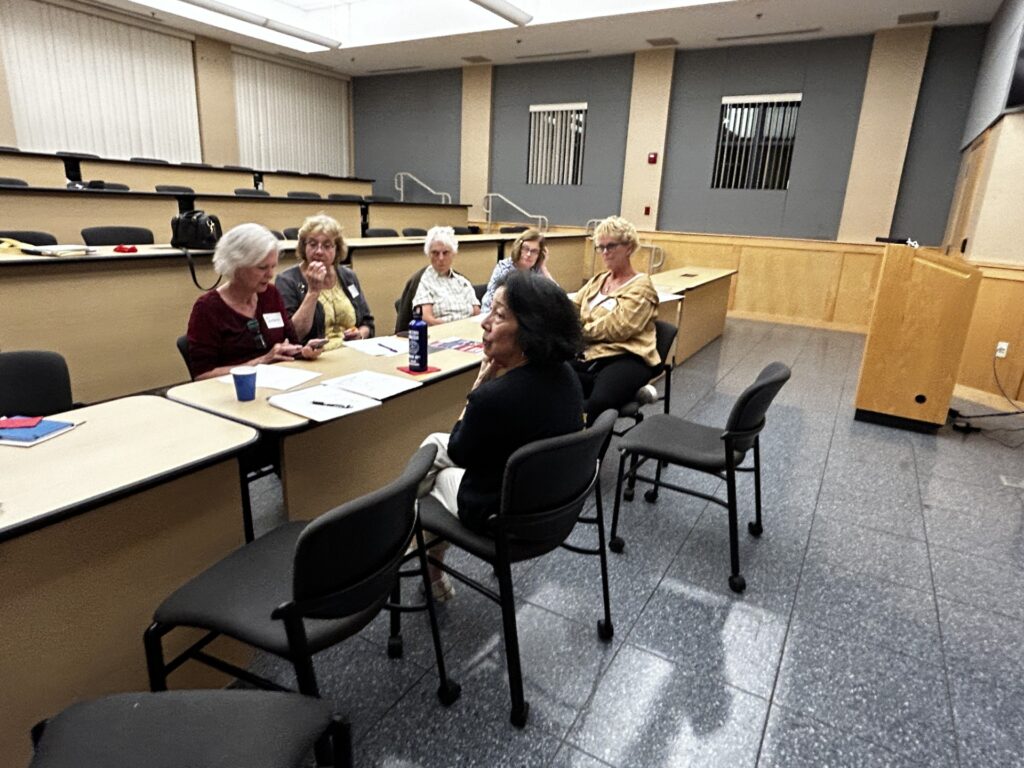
[417,432,465,516]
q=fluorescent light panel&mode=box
[469,0,532,27]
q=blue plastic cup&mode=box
[230,365,257,401]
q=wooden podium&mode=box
[854,245,981,431]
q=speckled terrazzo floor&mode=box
[247,319,1024,768]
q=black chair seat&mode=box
[154,522,382,656]
[419,497,560,563]
[0,350,73,416]
[619,413,745,472]
[29,690,332,768]
[0,230,58,246]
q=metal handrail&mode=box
[394,172,451,204]
[482,193,548,231]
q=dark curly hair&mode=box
[498,271,583,365]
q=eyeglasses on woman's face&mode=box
[594,241,624,253]
[520,245,541,256]
[306,238,336,253]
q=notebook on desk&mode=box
[0,418,77,447]
[19,245,97,257]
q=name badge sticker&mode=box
[347,284,361,298]
[263,312,285,329]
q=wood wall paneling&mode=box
[460,66,493,218]
[193,36,240,166]
[956,267,1024,401]
[0,153,66,186]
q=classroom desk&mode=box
[166,318,486,520]
[365,201,469,233]
[260,171,372,199]
[651,266,737,363]
[0,149,68,186]
[191,193,363,237]
[79,159,257,195]
[0,396,258,766]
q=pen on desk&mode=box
[312,401,352,409]
[377,342,398,353]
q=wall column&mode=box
[193,36,239,166]
[837,26,932,242]
[460,65,493,221]
[0,46,17,146]
[620,48,675,229]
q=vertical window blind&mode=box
[233,53,350,177]
[0,0,201,161]
[527,103,587,185]
[711,94,801,191]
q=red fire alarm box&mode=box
[647,152,658,164]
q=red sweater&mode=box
[186,286,298,378]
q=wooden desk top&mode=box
[0,395,257,540]
[0,244,213,266]
[651,266,737,293]
[166,318,485,431]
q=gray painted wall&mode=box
[963,0,1024,146]
[891,26,988,246]
[352,69,461,203]
[658,36,872,239]
[489,56,633,227]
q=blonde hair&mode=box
[296,213,346,265]
[593,216,639,253]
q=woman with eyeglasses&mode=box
[479,228,554,313]
[276,213,375,352]
[571,215,659,426]
[185,222,324,380]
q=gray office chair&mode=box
[327,193,363,202]
[611,362,791,593]
[102,182,130,191]
[81,226,154,246]
[283,227,299,240]
[287,191,321,199]
[0,230,58,246]
[155,184,194,194]
[234,188,270,197]
[181,162,213,168]
[364,195,394,203]
[452,226,473,235]
[0,176,28,186]
[0,145,19,152]
[500,225,528,233]
[365,228,398,237]
[0,350,73,417]
[56,151,99,158]
[402,227,427,236]
[130,156,169,164]
[223,165,253,171]
[28,690,346,768]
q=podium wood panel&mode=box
[855,245,981,426]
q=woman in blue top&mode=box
[480,228,555,312]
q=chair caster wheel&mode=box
[643,489,658,503]
[748,521,763,537]
[510,702,530,729]
[387,636,403,659]
[597,619,614,641]
[609,537,625,554]
[437,680,461,706]
[728,574,746,593]
[623,488,634,502]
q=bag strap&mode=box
[181,247,222,291]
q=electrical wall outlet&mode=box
[995,341,1009,359]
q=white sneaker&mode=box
[636,384,658,405]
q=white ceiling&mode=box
[97,0,1002,77]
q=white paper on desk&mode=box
[217,364,321,391]
[324,370,422,400]
[268,384,381,422]
[657,290,682,303]
[345,336,408,357]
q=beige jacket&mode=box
[574,271,659,366]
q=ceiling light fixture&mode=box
[469,0,533,27]
[177,0,342,49]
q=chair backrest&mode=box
[283,227,299,240]
[473,283,487,302]
[234,188,269,197]
[497,409,616,553]
[287,191,321,199]
[56,150,99,158]
[181,162,212,168]
[402,227,427,237]
[175,335,192,379]
[724,362,792,451]
[394,266,428,334]
[328,193,363,202]
[0,350,73,417]
[364,195,394,202]
[103,182,130,190]
[223,165,253,171]
[452,226,472,235]
[0,145,19,151]
[365,228,398,238]
[0,230,58,246]
[155,184,194,194]
[270,229,285,240]
[654,320,678,368]
[0,176,28,186]
[80,226,154,246]
[130,156,169,164]
[290,444,436,618]
[499,225,528,234]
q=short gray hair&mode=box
[424,225,458,256]
[212,223,279,278]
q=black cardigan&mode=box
[276,264,375,341]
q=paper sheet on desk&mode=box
[217,364,321,391]
[324,370,422,400]
[268,384,381,422]
[345,336,408,357]
[657,290,682,303]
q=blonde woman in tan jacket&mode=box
[571,216,659,425]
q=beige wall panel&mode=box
[80,160,254,195]
[832,251,884,326]
[194,196,362,234]
[0,188,180,243]
[460,66,493,218]
[544,236,587,290]
[837,26,932,243]
[366,203,468,232]
[620,49,675,229]
[968,113,1024,266]
[943,130,990,251]
[657,240,741,272]
[0,47,16,146]
[732,246,844,322]
[0,153,66,186]
[0,462,248,766]
[957,268,1024,398]
[193,36,239,166]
